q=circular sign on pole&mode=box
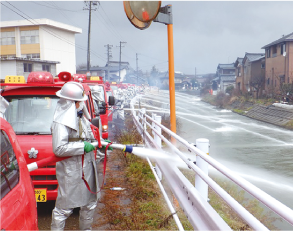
[129,1,161,22]
[123,1,152,30]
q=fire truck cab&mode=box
[0,117,38,230]
[1,71,100,201]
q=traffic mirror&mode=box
[129,1,161,22]
[123,1,151,30]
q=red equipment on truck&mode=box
[0,117,38,230]
[0,71,101,201]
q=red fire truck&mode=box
[72,74,114,139]
[1,72,100,201]
[0,117,38,230]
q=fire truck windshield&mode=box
[4,96,59,134]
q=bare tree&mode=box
[250,75,265,99]
[76,63,87,70]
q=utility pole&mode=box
[104,44,113,81]
[84,1,98,73]
[117,41,126,83]
[136,53,139,85]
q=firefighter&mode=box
[51,81,100,230]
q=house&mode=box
[216,63,235,92]
[234,57,244,91]
[242,53,265,97]
[156,71,188,90]
[76,61,130,83]
[0,18,81,79]
[262,32,293,96]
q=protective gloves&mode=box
[102,139,113,151]
[84,141,95,153]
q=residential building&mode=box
[216,63,235,92]
[262,32,293,95]
[242,53,265,97]
[234,57,244,91]
[76,61,130,83]
[0,18,81,79]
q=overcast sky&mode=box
[1,1,293,75]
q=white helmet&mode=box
[56,81,88,101]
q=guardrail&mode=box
[130,96,293,231]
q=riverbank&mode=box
[201,94,293,130]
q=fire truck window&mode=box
[4,96,59,134]
[0,130,19,200]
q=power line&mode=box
[31,1,82,12]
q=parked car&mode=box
[0,117,38,230]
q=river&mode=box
[139,90,293,230]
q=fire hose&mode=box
[27,142,135,172]
[27,141,161,172]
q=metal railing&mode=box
[129,96,293,231]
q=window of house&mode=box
[1,130,19,200]
[1,55,16,59]
[266,49,271,58]
[261,63,265,69]
[23,63,33,72]
[281,43,286,55]
[20,30,39,44]
[21,54,40,59]
[42,64,50,72]
[272,45,277,57]
[267,78,270,85]
[0,31,15,45]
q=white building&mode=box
[0,18,81,79]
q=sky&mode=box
[1,1,293,75]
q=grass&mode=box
[232,108,246,115]
[284,119,293,130]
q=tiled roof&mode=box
[218,63,235,69]
[234,57,244,67]
[262,32,293,49]
[245,53,265,62]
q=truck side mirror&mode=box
[91,117,100,128]
[108,96,115,106]
[99,102,107,115]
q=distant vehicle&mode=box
[0,117,38,230]
[1,71,100,201]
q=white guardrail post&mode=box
[141,108,146,143]
[195,138,209,201]
[154,115,162,181]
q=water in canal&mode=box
[140,91,293,230]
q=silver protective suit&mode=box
[113,89,125,121]
[51,98,100,230]
[0,95,9,119]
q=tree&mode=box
[76,63,88,70]
[250,75,265,99]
